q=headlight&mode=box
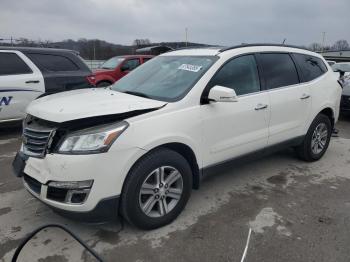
[58,121,129,154]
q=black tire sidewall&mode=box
[304,114,332,161]
[121,149,192,230]
[96,81,112,87]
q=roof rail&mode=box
[218,43,310,53]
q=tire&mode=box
[121,148,192,230]
[295,114,332,162]
[96,81,112,87]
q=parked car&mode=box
[326,60,336,66]
[0,47,93,123]
[13,44,341,229]
[87,55,154,87]
[331,62,350,113]
[332,62,350,77]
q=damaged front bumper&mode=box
[12,144,147,222]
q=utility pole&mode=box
[185,28,188,47]
[321,32,326,53]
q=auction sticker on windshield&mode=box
[178,64,202,72]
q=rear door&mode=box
[25,53,92,94]
[0,51,44,122]
[257,53,311,145]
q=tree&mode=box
[133,39,151,47]
[332,40,349,51]
[309,42,322,51]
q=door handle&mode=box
[255,103,268,110]
[25,80,40,84]
[300,94,310,100]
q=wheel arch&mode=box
[318,107,335,128]
[124,142,201,191]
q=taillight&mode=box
[86,75,96,86]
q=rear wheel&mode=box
[121,148,192,229]
[96,81,112,87]
[295,114,332,162]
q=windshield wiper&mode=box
[122,91,151,99]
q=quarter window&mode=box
[259,53,299,89]
[293,54,327,82]
[0,53,32,75]
[27,53,79,72]
[209,55,261,96]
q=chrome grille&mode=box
[23,127,55,158]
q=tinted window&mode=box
[293,54,327,82]
[0,53,32,75]
[27,53,79,71]
[124,59,140,70]
[259,53,299,89]
[209,55,260,95]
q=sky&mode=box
[0,0,349,47]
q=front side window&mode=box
[293,54,327,82]
[259,53,299,89]
[208,55,261,96]
[111,56,217,102]
[27,53,79,72]
[123,59,141,71]
[0,53,32,76]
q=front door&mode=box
[200,54,270,167]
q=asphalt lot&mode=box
[1,116,350,262]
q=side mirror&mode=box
[121,64,130,71]
[208,85,238,102]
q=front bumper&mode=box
[23,174,119,222]
[13,145,146,217]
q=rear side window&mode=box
[0,53,32,75]
[209,55,261,96]
[27,53,79,72]
[293,54,327,82]
[259,53,299,89]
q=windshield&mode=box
[111,56,217,102]
[101,57,125,69]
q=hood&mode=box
[27,88,167,123]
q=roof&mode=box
[110,54,154,59]
[0,46,79,55]
[163,43,317,57]
[136,45,174,53]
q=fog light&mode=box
[48,180,93,189]
[65,189,90,204]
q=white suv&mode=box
[13,44,342,229]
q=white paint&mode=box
[240,228,252,262]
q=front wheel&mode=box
[295,114,332,162]
[120,149,192,229]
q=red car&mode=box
[87,55,154,87]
